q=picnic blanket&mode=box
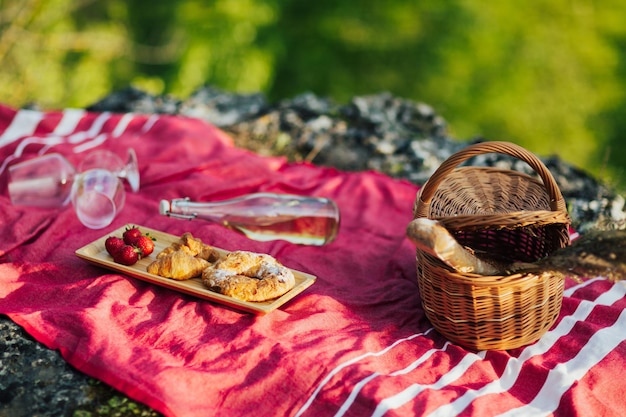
[1,104,625,417]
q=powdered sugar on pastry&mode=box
[202,251,296,302]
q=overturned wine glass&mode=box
[70,168,126,229]
[159,193,340,245]
[79,148,140,193]
[7,148,139,229]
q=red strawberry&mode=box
[135,235,155,258]
[113,244,140,266]
[105,236,125,256]
[123,225,142,245]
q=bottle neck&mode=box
[159,198,202,220]
[159,197,247,222]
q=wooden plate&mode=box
[75,225,316,314]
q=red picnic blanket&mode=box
[0,105,625,417]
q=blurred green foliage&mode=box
[1,0,624,188]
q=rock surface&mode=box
[2,86,624,416]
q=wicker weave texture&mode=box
[412,141,571,350]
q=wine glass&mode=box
[7,153,76,207]
[7,148,139,228]
[79,148,140,192]
[71,168,126,229]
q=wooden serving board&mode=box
[75,225,316,314]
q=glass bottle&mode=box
[159,193,340,245]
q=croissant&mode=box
[147,250,211,280]
[157,232,220,262]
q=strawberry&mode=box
[135,234,155,258]
[113,244,140,266]
[123,225,142,245]
[105,236,125,256]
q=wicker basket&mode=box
[412,141,571,350]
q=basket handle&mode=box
[415,141,566,218]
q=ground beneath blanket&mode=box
[0,316,159,417]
